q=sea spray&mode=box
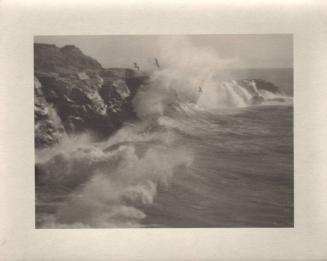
[36,123,194,228]
[133,37,287,117]
[132,36,239,118]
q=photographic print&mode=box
[34,35,293,228]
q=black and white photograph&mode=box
[34,35,293,228]
[2,0,327,259]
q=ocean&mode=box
[35,68,293,228]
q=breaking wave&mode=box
[36,128,193,228]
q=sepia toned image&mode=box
[34,35,293,228]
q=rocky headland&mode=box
[34,43,149,148]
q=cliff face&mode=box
[34,43,148,148]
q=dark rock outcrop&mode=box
[34,44,102,73]
[34,43,148,148]
[34,77,65,147]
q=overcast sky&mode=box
[35,34,293,69]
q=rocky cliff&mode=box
[34,43,148,148]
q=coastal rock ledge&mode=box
[34,43,148,148]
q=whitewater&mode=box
[35,38,293,228]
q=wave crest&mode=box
[36,125,193,228]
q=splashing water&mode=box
[36,124,194,228]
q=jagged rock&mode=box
[34,77,65,148]
[100,69,149,97]
[36,70,121,137]
[34,43,146,148]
